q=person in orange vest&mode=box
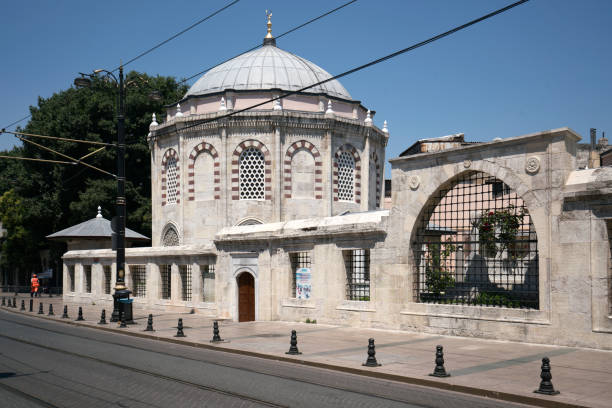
[30,274,40,298]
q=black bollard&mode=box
[98,309,107,325]
[175,318,185,337]
[48,304,54,316]
[2,297,5,306]
[144,314,154,331]
[29,298,33,312]
[20,299,25,311]
[429,345,451,377]
[286,330,302,355]
[62,305,69,319]
[12,298,17,308]
[38,302,44,314]
[362,338,381,367]
[210,321,224,342]
[534,357,560,395]
[76,306,84,321]
[119,311,127,328]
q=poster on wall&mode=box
[295,268,311,299]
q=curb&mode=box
[0,305,586,408]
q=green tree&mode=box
[0,72,186,284]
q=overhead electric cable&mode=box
[160,0,529,136]
[1,130,114,147]
[14,134,115,177]
[2,114,31,131]
[179,0,358,85]
[0,155,75,165]
[114,0,242,72]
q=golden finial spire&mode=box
[265,10,273,39]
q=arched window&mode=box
[162,225,179,246]
[337,151,355,202]
[194,152,214,200]
[237,218,263,226]
[413,171,538,309]
[166,157,178,204]
[239,147,265,200]
[291,149,315,199]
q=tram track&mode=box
[0,312,435,407]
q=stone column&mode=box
[362,131,371,212]
[147,263,159,303]
[275,124,282,222]
[192,263,202,304]
[171,263,180,303]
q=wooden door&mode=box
[238,273,255,322]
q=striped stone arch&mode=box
[333,144,361,203]
[161,148,180,206]
[187,142,220,201]
[231,139,272,200]
[284,140,323,199]
[370,150,381,207]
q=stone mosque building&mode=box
[60,18,612,350]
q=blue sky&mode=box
[1,0,610,173]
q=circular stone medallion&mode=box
[525,156,541,174]
[408,175,420,190]
[463,160,472,168]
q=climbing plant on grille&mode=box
[413,171,539,309]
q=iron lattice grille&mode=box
[201,264,215,302]
[166,157,178,204]
[160,265,171,299]
[290,252,311,298]
[84,265,92,293]
[345,249,370,301]
[179,265,192,301]
[68,265,75,292]
[337,151,355,201]
[239,147,265,200]
[130,265,146,298]
[103,265,112,294]
[414,171,539,309]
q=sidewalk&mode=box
[2,293,611,408]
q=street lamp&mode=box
[75,66,129,322]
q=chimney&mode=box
[598,131,608,149]
[588,128,601,168]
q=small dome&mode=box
[185,44,352,100]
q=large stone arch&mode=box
[231,140,271,201]
[333,144,361,203]
[161,148,180,206]
[408,166,541,308]
[187,142,220,201]
[284,140,323,199]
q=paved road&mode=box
[0,311,528,408]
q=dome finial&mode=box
[96,206,102,218]
[263,10,276,46]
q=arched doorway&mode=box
[237,272,255,322]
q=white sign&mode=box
[295,268,311,299]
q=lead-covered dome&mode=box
[185,43,352,101]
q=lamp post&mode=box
[74,66,129,322]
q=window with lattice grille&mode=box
[344,250,370,300]
[162,226,179,246]
[414,171,539,309]
[290,252,311,298]
[239,147,265,200]
[68,265,75,292]
[130,265,146,298]
[201,264,215,302]
[84,265,92,293]
[179,265,192,301]
[103,265,112,294]
[166,157,178,204]
[160,265,171,299]
[337,151,355,201]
